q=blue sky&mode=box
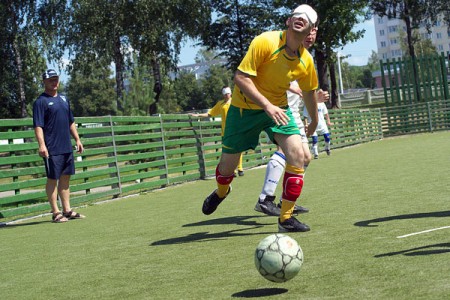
[178,18,377,67]
[54,18,377,83]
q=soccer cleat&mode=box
[277,202,309,214]
[238,170,244,176]
[278,216,310,232]
[326,149,331,156]
[202,186,232,215]
[314,154,319,159]
[254,196,280,216]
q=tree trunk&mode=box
[315,49,329,92]
[329,62,340,108]
[12,38,27,118]
[403,5,421,102]
[114,33,124,111]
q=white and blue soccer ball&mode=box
[254,234,304,283]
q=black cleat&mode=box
[326,149,331,156]
[238,170,244,176]
[202,187,232,215]
[278,216,310,232]
[277,202,309,214]
[254,196,280,216]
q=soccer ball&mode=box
[254,234,304,283]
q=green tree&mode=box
[66,58,116,117]
[200,64,234,108]
[201,0,276,71]
[367,50,380,71]
[172,71,205,111]
[0,0,47,118]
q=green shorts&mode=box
[222,105,300,154]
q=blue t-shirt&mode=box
[32,93,75,155]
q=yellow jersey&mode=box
[232,30,318,110]
[208,99,231,136]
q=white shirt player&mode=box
[303,102,330,136]
[286,81,308,143]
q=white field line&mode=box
[397,225,450,238]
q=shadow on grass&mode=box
[151,215,275,246]
[375,243,450,257]
[183,215,273,227]
[0,220,49,229]
[354,210,450,227]
[232,288,288,298]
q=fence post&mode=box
[427,102,433,132]
[158,114,170,186]
[109,115,122,195]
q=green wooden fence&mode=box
[380,53,449,106]
[1,100,448,220]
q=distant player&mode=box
[303,102,332,158]
[190,86,245,176]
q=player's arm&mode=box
[325,112,333,126]
[189,112,210,118]
[70,122,83,154]
[302,90,318,137]
[234,70,288,125]
[34,127,48,158]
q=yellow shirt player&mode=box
[189,87,244,176]
[201,4,320,233]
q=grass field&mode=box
[1,131,449,299]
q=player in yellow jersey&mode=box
[201,4,319,232]
[190,86,244,176]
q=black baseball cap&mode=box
[42,69,59,80]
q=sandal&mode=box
[63,210,85,220]
[52,212,69,223]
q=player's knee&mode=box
[282,175,304,201]
[312,136,318,144]
[324,133,331,143]
[269,151,286,168]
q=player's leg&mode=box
[324,132,331,155]
[202,152,239,215]
[277,131,310,214]
[311,133,319,159]
[44,155,68,223]
[237,153,244,176]
[255,147,285,216]
[202,106,264,215]
[276,133,310,232]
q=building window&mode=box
[436,32,442,39]
[438,45,444,51]
[388,26,397,33]
[390,39,397,45]
[378,17,383,24]
[381,41,386,47]
[380,29,385,36]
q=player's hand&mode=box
[38,145,49,158]
[264,104,289,126]
[317,89,329,103]
[306,120,318,137]
[76,142,84,154]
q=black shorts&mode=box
[44,152,75,179]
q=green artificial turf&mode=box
[1,131,449,299]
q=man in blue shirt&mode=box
[33,69,85,223]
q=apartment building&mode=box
[374,15,450,61]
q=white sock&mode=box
[325,141,330,150]
[259,152,286,201]
[313,144,319,156]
